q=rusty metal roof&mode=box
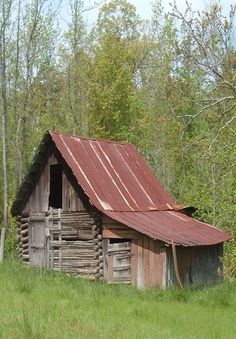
[11,130,231,246]
[104,210,231,246]
[50,131,177,212]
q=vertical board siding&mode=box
[102,215,166,288]
[148,238,155,286]
[28,151,86,213]
[62,172,85,212]
[140,236,166,289]
[137,236,144,288]
[28,153,57,212]
[166,244,223,287]
[131,240,138,286]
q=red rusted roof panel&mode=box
[104,210,232,246]
[50,131,176,212]
[48,131,231,245]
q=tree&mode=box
[171,2,236,151]
[0,0,13,262]
[12,0,59,179]
[60,0,89,135]
[86,0,147,141]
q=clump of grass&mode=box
[193,282,234,308]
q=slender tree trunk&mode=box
[14,0,23,185]
[0,1,11,262]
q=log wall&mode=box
[17,209,103,280]
[51,211,103,279]
[17,213,30,264]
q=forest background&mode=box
[0,0,235,278]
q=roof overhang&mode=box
[103,210,232,246]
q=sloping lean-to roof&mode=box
[11,130,231,246]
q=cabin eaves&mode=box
[11,130,231,247]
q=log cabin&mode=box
[11,130,231,288]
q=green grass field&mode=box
[0,259,236,339]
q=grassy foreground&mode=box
[0,259,236,339]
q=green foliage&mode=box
[86,0,145,142]
[1,260,236,338]
[0,0,235,276]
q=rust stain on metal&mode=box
[103,210,231,246]
[11,130,232,246]
[50,131,176,212]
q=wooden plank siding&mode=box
[166,244,223,287]
[19,149,169,288]
[102,215,167,288]
[24,151,87,214]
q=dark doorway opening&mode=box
[49,164,62,208]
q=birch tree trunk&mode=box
[0,0,12,262]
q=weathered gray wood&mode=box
[21,236,29,244]
[20,222,29,230]
[20,228,28,237]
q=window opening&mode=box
[49,164,62,208]
[109,238,130,244]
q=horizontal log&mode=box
[22,248,29,254]
[54,266,100,274]
[77,235,94,240]
[58,251,96,259]
[53,260,99,267]
[113,265,131,271]
[30,217,45,222]
[22,242,29,249]
[62,240,94,246]
[50,241,62,247]
[53,256,98,261]
[61,246,95,252]
[60,253,97,259]
[62,231,93,237]
[20,228,28,237]
[22,254,29,261]
[20,218,30,223]
[20,223,29,230]
[21,236,29,244]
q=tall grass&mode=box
[0,259,236,338]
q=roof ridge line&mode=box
[48,130,132,146]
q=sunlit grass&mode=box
[0,259,236,338]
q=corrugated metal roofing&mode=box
[50,131,177,212]
[11,130,232,246]
[104,210,231,246]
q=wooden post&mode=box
[58,209,62,271]
[0,227,6,263]
[171,240,183,289]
